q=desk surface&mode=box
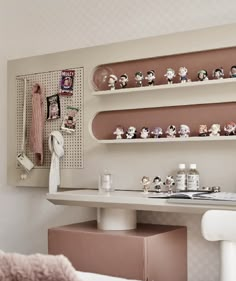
[46,189,236,214]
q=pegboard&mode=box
[16,67,84,169]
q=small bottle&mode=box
[176,164,187,191]
[99,169,113,192]
[187,164,200,190]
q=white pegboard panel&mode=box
[16,67,83,169]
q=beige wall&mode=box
[1,2,236,281]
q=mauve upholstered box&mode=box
[48,221,187,281]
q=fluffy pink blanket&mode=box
[0,252,80,281]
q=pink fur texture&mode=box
[0,252,80,281]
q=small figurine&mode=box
[163,175,175,193]
[166,125,176,138]
[164,68,176,84]
[199,124,208,137]
[119,74,129,88]
[141,176,151,194]
[224,121,236,136]
[212,67,224,79]
[108,74,118,90]
[145,70,155,86]
[151,127,163,138]
[178,66,189,83]
[178,124,190,138]
[140,127,150,139]
[135,71,144,87]
[209,124,221,136]
[197,69,209,81]
[153,176,163,193]
[229,66,236,78]
[113,126,125,139]
[126,126,137,139]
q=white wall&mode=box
[1,0,236,260]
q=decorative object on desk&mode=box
[187,164,200,190]
[134,71,144,87]
[164,68,175,84]
[30,82,45,166]
[178,66,189,83]
[113,126,124,139]
[119,73,128,88]
[163,175,175,193]
[61,106,79,134]
[47,94,60,120]
[199,124,208,136]
[208,124,221,136]
[48,131,64,194]
[166,125,176,138]
[178,124,190,138]
[197,69,208,81]
[145,70,155,86]
[140,127,150,139]
[153,176,163,193]
[126,126,137,139]
[224,121,236,136]
[212,67,224,79]
[229,65,236,78]
[59,69,75,96]
[141,176,151,194]
[108,74,118,90]
[99,169,113,192]
[151,127,163,138]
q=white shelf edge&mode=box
[97,136,236,144]
[92,78,236,96]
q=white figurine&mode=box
[166,125,176,138]
[145,70,155,86]
[135,71,144,87]
[141,176,151,194]
[126,126,137,139]
[178,124,190,138]
[163,175,175,193]
[108,74,118,90]
[151,127,163,138]
[113,126,124,139]
[140,127,150,139]
[209,124,221,136]
[119,74,128,88]
[212,68,224,79]
[164,68,176,84]
[178,66,189,83]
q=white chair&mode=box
[201,210,236,281]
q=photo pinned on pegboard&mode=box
[46,94,61,120]
[59,69,75,96]
[61,106,79,134]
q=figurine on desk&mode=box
[153,176,163,193]
[163,175,175,194]
[164,68,175,84]
[145,70,155,86]
[141,176,151,194]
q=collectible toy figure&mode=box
[140,127,150,139]
[151,127,163,138]
[119,74,129,88]
[199,124,208,136]
[212,67,224,79]
[229,65,236,78]
[197,69,209,81]
[113,126,125,139]
[108,74,118,90]
[135,71,144,87]
[166,125,176,138]
[209,124,221,136]
[126,126,137,139]
[178,66,189,83]
[145,70,155,86]
[164,68,176,84]
[224,121,236,136]
[178,124,190,137]
[163,175,175,193]
[141,176,151,194]
[153,176,163,193]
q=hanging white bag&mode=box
[17,78,34,173]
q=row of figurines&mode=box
[107,66,236,90]
[114,122,236,139]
